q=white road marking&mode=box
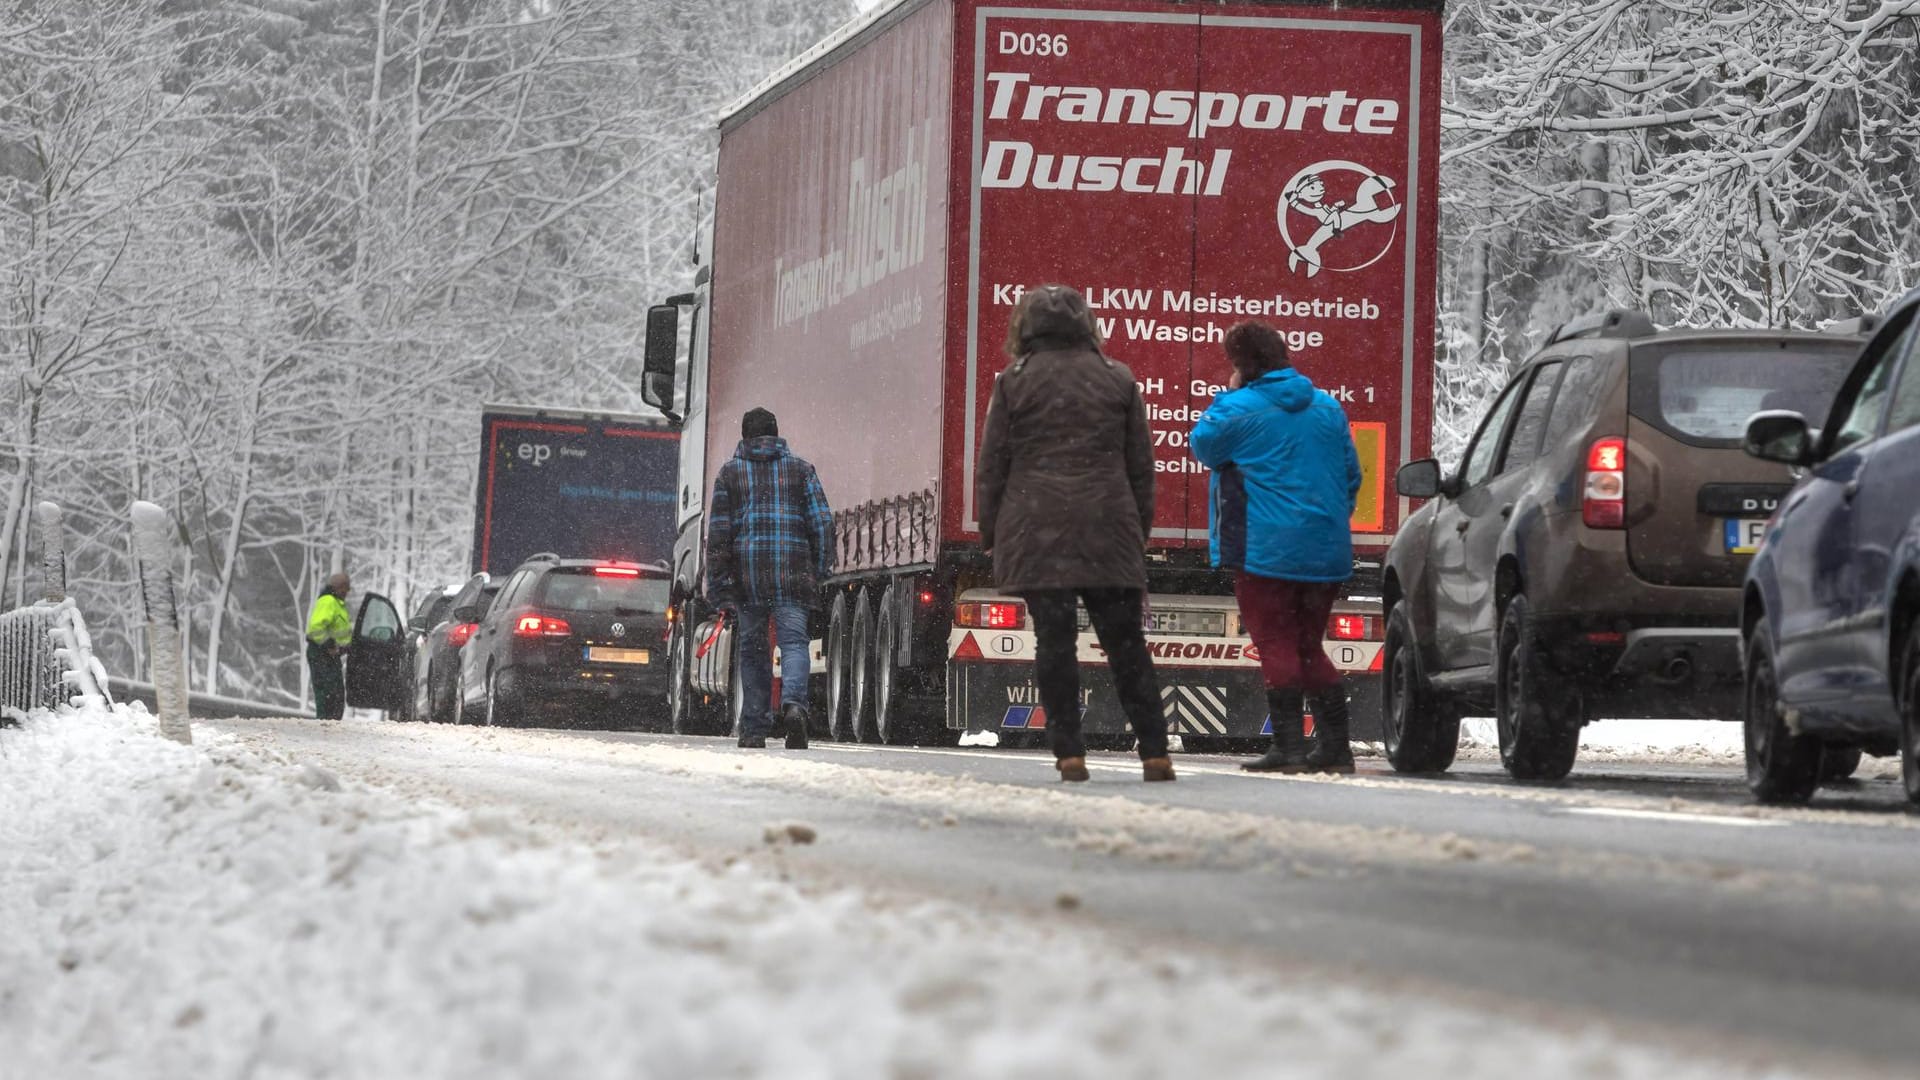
[1560,807,1786,828]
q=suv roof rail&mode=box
[524,552,562,563]
[1823,314,1882,336]
[1545,309,1659,346]
[1536,307,1658,343]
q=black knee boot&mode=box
[1305,686,1356,774]
[1242,689,1311,773]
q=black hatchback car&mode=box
[454,555,671,728]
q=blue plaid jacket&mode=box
[706,436,834,608]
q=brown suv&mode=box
[1381,310,1864,779]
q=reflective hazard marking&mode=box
[948,629,1382,672]
[1161,685,1229,734]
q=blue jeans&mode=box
[736,603,811,737]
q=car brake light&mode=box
[446,622,478,648]
[515,614,572,637]
[594,564,642,577]
[1327,614,1381,641]
[955,601,1024,629]
[1583,437,1626,529]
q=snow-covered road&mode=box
[6,707,1908,1078]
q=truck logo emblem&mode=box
[611,622,625,637]
[1278,161,1402,278]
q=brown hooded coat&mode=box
[975,292,1155,593]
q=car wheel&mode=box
[432,666,455,724]
[849,588,877,743]
[1900,628,1920,805]
[1819,745,1863,782]
[486,668,518,728]
[451,675,468,726]
[1743,623,1819,804]
[824,592,851,741]
[1381,604,1460,773]
[1495,594,1581,781]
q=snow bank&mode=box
[1456,717,1746,765]
[2,707,1805,1079]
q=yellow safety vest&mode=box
[306,593,351,647]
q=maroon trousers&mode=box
[1234,573,1341,692]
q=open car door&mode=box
[345,592,409,712]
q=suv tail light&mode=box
[514,614,573,638]
[955,601,1025,629]
[1583,437,1626,529]
[446,622,478,648]
[593,564,642,577]
[1327,614,1382,642]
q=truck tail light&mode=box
[955,601,1024,629]
[1583,437,1626,529]
[1327,614,1381,642]
[446,622,478,648]
[515,614,573,638]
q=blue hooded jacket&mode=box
[1189,367,1361,582]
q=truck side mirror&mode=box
[642,304,679,413]
[1396,458,1443,499]
[1744,410,1814,466]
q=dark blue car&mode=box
[1741,287,1920,804]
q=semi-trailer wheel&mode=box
[669,612,696,734]
[849,588,878,742]
[727,631,748,740]
[873,584,908,744]
[824,592,853,741]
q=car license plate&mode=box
[1145,609,1228,636]
[585,646,650,665]
[1723,518,1768,554]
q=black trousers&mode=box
[307,641,345,720]
[1024,588,1168,761]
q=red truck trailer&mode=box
[642,0,1441,746]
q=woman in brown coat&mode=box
[976,285,1173,782]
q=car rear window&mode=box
[1629,343,1857,446]
[535,569,669,614]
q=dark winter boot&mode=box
[782,702,810,750]
[1056,756,1090,782]
[1304,687,1356,775]
[1242,689,1312,773]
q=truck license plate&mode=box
[1723,518,1768,554]
[586,646,650,664]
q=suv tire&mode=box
[1743,623,1819,804]
[1899,628,1920,805]
[1819,745,1863,782]
[1381,605,1459,773]
[1495,595,1580,781]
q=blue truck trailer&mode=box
[471,404,680,576]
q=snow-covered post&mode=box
[131,501,190,744]
[34,501,64,603]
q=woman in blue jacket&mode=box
[1190,322,1362,773]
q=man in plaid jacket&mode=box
[707,407,834,749]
